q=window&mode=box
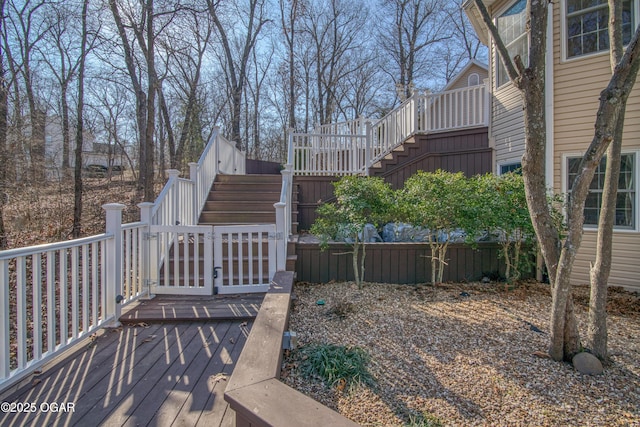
[567,154,636,228]
[500,162,522,175]
[496,0,528,87]
[468,73,480,86]
[566,0,635,58]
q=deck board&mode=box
[119,295,264,323]
[0,321,251,427]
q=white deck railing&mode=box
[154,127,245,227]
[0,204,144,391]
[291,83,489,175]
[0,127,248,392]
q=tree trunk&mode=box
[143,0,156,202]
[109,0,148,198]
[72,0,89,239]
[0,0,8,248]
[352,236,360,286]
[587,0,627,361]
[61,83,71,177]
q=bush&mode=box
[311,176,394,286]
[298,343,374,391]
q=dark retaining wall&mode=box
[246,158,282,174]
[296,242,533,284]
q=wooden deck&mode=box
[0,320,252,427]
[119,294,264,324]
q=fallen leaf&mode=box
[229,337,235,344]
[31,378,42,386]
[532,351,550,359]
[210,373,228,384]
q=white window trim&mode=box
[494,0,530,90]
[561,151,639,233]
[468,73,480,86]
[497,160,522,175]
[560,0,640,63]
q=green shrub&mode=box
[311,176,395,286]
[298,343,374,391]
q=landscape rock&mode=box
[572,352,604,375]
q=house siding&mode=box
[472,0,640,292]
[491,54,525,169]
[550,1,640,292]
[445,64,488,91]
[485,0,526,171]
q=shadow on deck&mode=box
[119,294,264,324]
[1,297,258,427]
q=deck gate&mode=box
[149,225,215,295]
[148,224,276,295]
[214,224,276,295]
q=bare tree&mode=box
[160,7,212,169]
[108,0,182,201]
[378,0,450,100]
[438,1,485,84]
[207,0,269,150]
[587,0,629,360]
[0,0,8,248]
[472,0,640,362]
[71,0,91,238]
[279,0,302,130]
[303,0,369,124]
[5,0,51,181]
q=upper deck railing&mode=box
[290,82,489,175]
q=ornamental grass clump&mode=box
[298,343,374,391]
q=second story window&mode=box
[496,0,529,87]
[566,0,635,58]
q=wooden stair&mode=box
[159,174,298,291]
[368,128,491,189]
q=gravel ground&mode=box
[281,280,640,427]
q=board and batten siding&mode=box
[550,1,640,292]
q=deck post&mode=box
[287,128,294,166]
[189,162,198,224]
[274,202,286,270]
[281,164,293,239]
[214,130,221,175]
[166,169,180,225]
[365,121,372,175]
[103,203,125,327]
[138,202,155,300]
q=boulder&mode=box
[572,352,603,375]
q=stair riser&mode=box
[200,213,276,223]
[208,192,281,202]
[216,174,282,184]
[211,183,282,193]
[204,201,278,211]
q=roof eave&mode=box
[462,0,497,47]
